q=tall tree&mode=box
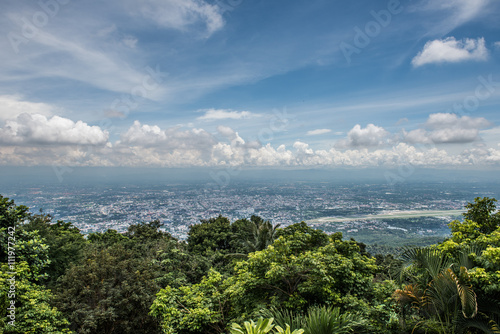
[0,195,71,333]
[24,215,86,286]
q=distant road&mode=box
[306,209,464,224]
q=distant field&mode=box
[307,209,464,224]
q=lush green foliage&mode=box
[230,227,377,312]
[394,197,500,333]
[230,317,304,334]
[230,317,275,334]
[1,194,500,334]
[302,306,367,334]
[150,269,230,334]
[0,195,71,333]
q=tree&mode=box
[55,221,207,334]
[0,196,30,264]
[188,215,233,256]
[187,215,236,273]
[231,216,280,255]
[463,197,500,235]
[150,269,231,334]
[244,216,280,253]
[440,198,500,314]
[395,247,479,333]
[0,195,71,333]
[0,262,71,334]
[273,222,329,253]
[24,216,86,286]
[55,242,163,334]
[229,225,377,314]
[446,197,500,246]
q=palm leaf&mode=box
[456,244,487,269]
[261,307,304,332]
[448,267,477,318]
[303,306,366,334]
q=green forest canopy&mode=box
[1,195,499,334]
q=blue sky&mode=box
[1,0,500,168]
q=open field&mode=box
[306,209,464,224]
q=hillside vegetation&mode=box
[1,195,500,333]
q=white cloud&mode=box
[216,125,245,145]
[0,27,154,97]
[2,117,500,168]
[293,141,314,155]
[122,36,138,48]
[119,120,216,151]
[420,0,490,35]
[412,37,488,67]
[0,95,55,122]
[120,121,167,146]
[5,137,500,168]
[336,124,390,148]
[216,125,237,138]
[495,41,500,49]
[306,129,331,136]
[197,109,258,121]
[403,113,492,144]
[134,0,224,36]
[96,25,118,37]
[0,113,108,146]
[425,112,490,130]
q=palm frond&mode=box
[455,313,500,334]
[303,305,366,334]
[261,307,304,332]
[448,267,477,318]
[456,243,487,269]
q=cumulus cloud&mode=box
[119,120,216,150]
[216,125,245,145]
[2,117,500,168]
[403,113,492,144]
[336,124,390,148]
[197,109,258,121]
[5,136,500,168]
[134,0,224,36]
[122,36,138,48]
[495,41,500,49]
[306,129,331,136]
[0,95,55,122]
[412,37,488,67]
[421,0,490,34]
[0,113,108,146]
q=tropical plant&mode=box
[230,226,377,312]
[230,317,275,334]
[261,307,304,333]
[302,305,366,334]
[244,216,280,253]
[265,305,365,334]
[395,247,483,333]
[0,196,71,333]
[274,324,304,334]
[150,269,231,334]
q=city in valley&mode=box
[4,178,499,248]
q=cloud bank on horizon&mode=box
[0,0,500,168]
